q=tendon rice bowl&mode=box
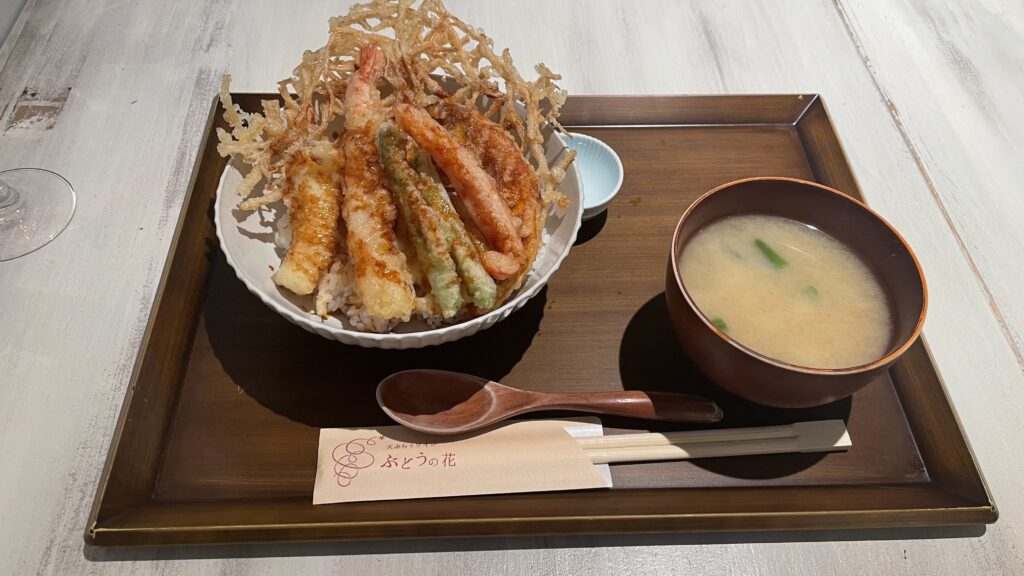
[214,142,581,347]
[215,0,578,342]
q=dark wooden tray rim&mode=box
[85,94,996,546]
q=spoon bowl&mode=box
[377,369,723,435]
[377,370,502,433]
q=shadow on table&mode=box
[573,209,607,245]
[615,292,852,479]
[83,524,985,562]
[202,250,547,428]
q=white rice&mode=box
[314,253,402,333]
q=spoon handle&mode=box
[531,391,723,424]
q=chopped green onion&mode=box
[803,285,819,298]
[711,317,729,332]
[754,238,788,268]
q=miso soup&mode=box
[679,214,892,369]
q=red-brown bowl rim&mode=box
[669,176,929,375]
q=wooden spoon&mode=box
[376,369,724,435]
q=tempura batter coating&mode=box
[342,45,415,320]
[377,123,463,318]
[272,142,343,295]
[429,100,545,293]
[395,103,523,281]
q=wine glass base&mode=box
[0,168,76,261]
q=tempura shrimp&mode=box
[342,44,415,320]
[428,100,544,290]
[395,103,523,280]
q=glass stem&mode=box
[0,179,23,224]
[0,180,20,210]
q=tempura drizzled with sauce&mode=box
[216,0,574,332]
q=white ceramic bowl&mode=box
[215,126,582,349]
[566,133,623,221]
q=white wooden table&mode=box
[2,0,1022,573]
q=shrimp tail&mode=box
[357,43,385,82]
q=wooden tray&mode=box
[85,94,996,546]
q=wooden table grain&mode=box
[1,0,1021,574]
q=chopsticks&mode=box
[577,420,851,464]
